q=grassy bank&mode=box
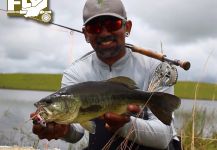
[175,81,217,100]
[175,108,217,150]
[0,73,61,91]
[0,73,216,100]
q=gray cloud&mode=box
[5,47,30,60]
[124,0,217,44]
[0,0,216,83]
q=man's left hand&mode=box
[103,104,141,132]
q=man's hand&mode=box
[103,104,141,132]
[30,113,70,141]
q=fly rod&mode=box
[125,43,191,70]
[50,23,191,70]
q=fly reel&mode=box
[148,62,178,92]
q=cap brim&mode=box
[83,13,126,25]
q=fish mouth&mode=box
[42,107,53,115]
[32,106,50,127]
[35,105,52,120]
[34,102,52,114]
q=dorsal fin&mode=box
[106,76,138,89]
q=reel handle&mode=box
[126,43,191,70]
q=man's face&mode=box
[83,16,132,59]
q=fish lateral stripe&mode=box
[34,76,181,126]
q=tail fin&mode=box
[147,92,181,125]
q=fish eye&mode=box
[45,99,52,104]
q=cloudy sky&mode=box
[0,0,217,83]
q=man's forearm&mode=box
[62,124,85,143]
[118,116,173,149]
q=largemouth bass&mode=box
[34,76,181,133]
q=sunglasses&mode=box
[85,17,126,34]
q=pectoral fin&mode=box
[80,121,96,134]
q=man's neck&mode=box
[98,49,126,66]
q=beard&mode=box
[95,45,123,59]
[94,35,125,59]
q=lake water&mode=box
[0,89,217,149]
[0,89,72,149]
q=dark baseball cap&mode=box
[83,0,127,25]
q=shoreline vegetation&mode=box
[1,73,217,149]
[0,73,216,100]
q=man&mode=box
[31,0,180,149]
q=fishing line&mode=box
[118,121,137,150]
[104,62,178,149]
[212,83,217,101]
[211,50,217,101]
[102,129,120,150]
[50,22,83,34]
[119,127,137,150]
[106,93,157,150]
[191,49,215,149]
[46,24,71,33]
[1,6,217,149]
[123,129,217,141]
[115,62,180,149]
[104,125,217,150]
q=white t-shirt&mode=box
[61,48,178,149]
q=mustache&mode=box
[97,36,116,44]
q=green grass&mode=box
[0,73,217,100]
[0,73,217,148]
[177,109,217,150]
[0,73,62,91]
[175,81,217,100]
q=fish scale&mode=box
[34,76,181,133]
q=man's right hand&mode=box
[30,113,70,141]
